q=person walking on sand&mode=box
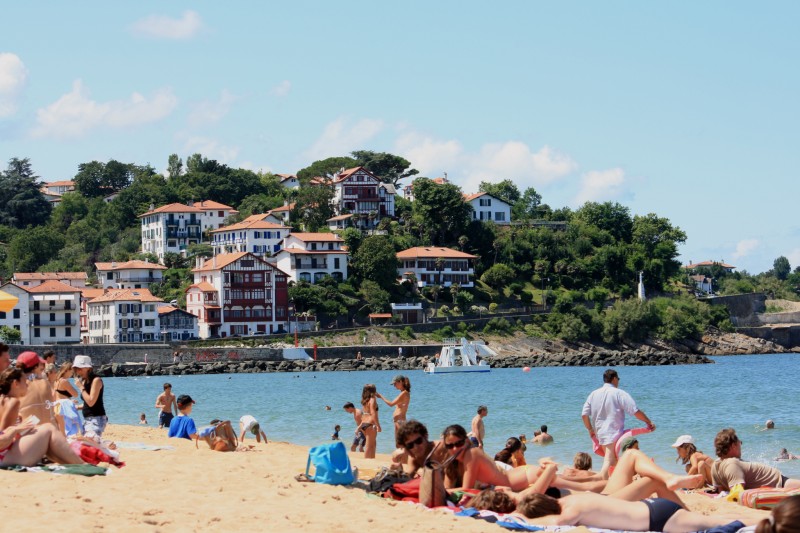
[155,383,177,429]
[582,369,654,479]
[469,405,488,448]
[343,402,365,452]
[377,375,410,445]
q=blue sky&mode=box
[2,2,798,274]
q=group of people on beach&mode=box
[368,368,800,532]
[0,346,114,468]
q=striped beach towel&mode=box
[740,486,800,510]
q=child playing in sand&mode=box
[238,415,267,444]
[332,425,340,440]
[167,395,198,440]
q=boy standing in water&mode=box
[470,405,488,448]
[155,383,177,429]
[343,402,365,452]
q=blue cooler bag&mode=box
[305,441,354,485]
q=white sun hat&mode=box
[670,435,695,448]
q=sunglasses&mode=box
[444,438,466,450]
[404,436,424,450]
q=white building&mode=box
[186,252,290,339]
[87,288,164,344]
[278,174,300,189]
[42,180,75,196]
[13,272,88,289]
[327,214,354,231]
[209,215,291,257]
[464,192,512,225]
[140,203,204,261]
[274,233,348,284]
[0,281,81,344]
[95,260,167,290]
[329,167,395,230]
[196,200,239,231]
[397,246,477,288]
[157,306,199,341]
[265,203,294,225]
[80,288,105,344]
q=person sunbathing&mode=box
[671,435,714,486]
[514,491,753,532]
[0,367,83,467]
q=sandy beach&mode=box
[0,424,767,533]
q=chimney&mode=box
[111,261,117,268]
[149,203,155,211]
[195,256,202,269]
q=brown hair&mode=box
[0,367,25,395]
[466,489,516,514]
[494,449,513,465]
[55,362,73,382]
[361,384,377,408]
[573,452,592,470]
[677,443,698,466]
[755,494,800,533]
[517,493,562,519]
[396,419,428,449]
[714,428,739,458]
[393,375,411,392]
[0,343,9,355]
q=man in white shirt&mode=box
[581,369,655,479]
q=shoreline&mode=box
[0,424,767,532]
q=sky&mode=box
[1,2,798,274]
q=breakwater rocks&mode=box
[96,349,710,377]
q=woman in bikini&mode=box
[377,375,410,447]
[360,384,381,459]
[0,367,83,466]
[671,435,714,488]
[54,362,78,401]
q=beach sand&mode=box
[0,425,767,532]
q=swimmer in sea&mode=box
[776,448,800,461]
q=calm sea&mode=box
[103,353,800,477]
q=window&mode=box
[50,328,56,337]
[240,260,255,267]
[65,327,71,337]
[334,258,340,269]
[218,211,224,217]
[145,319,155,327]
[33,301,40,311]
[0,312,4,319]
[34,328,40,338]
[13,309,19,319]
[495,212,505,221]
[107,273,114,280]
[50,313,56,322]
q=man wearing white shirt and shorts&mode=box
[239,415,268,444]
[581,369,655,479]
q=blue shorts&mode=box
[353,431,366,447]
[159,412,174,428]
[84,415,108,438]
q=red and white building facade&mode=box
[186,252,289,338]
[209,215,291,257]
[329,167,395,230]
[397,247,477,288]
[274,233,348,284]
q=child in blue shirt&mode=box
[167,395,198,439]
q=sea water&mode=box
[104,353,800,477]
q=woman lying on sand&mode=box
[0,367,83,467]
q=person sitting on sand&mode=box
[494,437,526,468]
[712,428,800,491]
[238,415,267,443]
[343,402,365,453]
[671,434,713,487]
[775,448,800,461]
[532,425,553,444]
[513,491,752,531]
[54,362,78,401]
[198,419,239,452]
[168,395,198,440]
[376,375,410,446]
[17,352,54,427]
[0,367,84,467]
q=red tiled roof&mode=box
[95,260,167,271]
[277,174,297,182]
[192,252,250,272]
[684,261,736,269]
[45,180,75,187]
[210,219,290,233]
[14,272,87,281]
[81,288,106,300]
[138,203,203,217]
[87,288,164,303]
[463,192,487,202]
[26,280,82,293]
[369,313,392,318]
[268,203,295,213]
[396,247,477,260]
[288,233,343,242]
[196,200,238,212]
[332,166,381,184]
[278,248,346,255]
[157,305,190,315]
[187,282,217,292]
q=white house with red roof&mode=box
[278,174,300,189]
[209,214,292,257]
[195,200,239,230]
[12,272,88,289]
[157,306,199,341]
[86,288,165,344]
[396,246,477,288]
[464,192,511,225]
[327,167,395,229]
[186,252,289,338]
[42,180,75,196]
[265,202,294,225]
[139,202,204,261]
[80,288,105,343]
[684,260,736,273]
[95,260,167,290]
[274,233,348,284]
[0,280,82,344]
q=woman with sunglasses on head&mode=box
[360,384,381,459]
[0,367,83,466]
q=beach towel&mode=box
[304,441,354,485]
[740,486,800,510]
[384,477,421,501]
[54,399,82,437]
[0,464,108,476]
[70,442,125,468]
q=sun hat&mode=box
[620,437,638,453]
[17,351,45,369]
[670,435,695,448]
[72,355,93,368]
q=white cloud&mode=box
[305,117,384,161]
[731,239,760,260]
[130,10,203,40]
[0,52,28,117]
[573,168,626,205]
[187,89,238,127]
[182,136,240,164]
[394,131,463,176]
[31,80,177,139]
[270,80,291,97]
[787,249,800,271]
[465,142,576,192]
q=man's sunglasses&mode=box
[404,436,424,450]
[444,438,466,450]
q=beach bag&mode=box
[740,487,800,510]
[419,442,456,508]
[385,477,421,500]
[367,467,412,493]
[305,441,354,485]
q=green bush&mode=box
[488,303,498,313]
[483,317,513,335]
[602,299,658,343]
[508,282,524,295]
[481,263,516,288]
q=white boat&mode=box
[424,337,493,374]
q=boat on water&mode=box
[424,337,493,374]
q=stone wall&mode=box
[756,312,800,325]
[706,293,766,326]
[735,325,800,348]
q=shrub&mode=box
[488,303,498,313]
[508,282,524,295]
[520,291,533,304]
[602,299,658,343]
[481,263,516,289]
[483,317,513,335]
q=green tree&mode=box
[167,154,183,178]
[412,178,472,245]
[296,156,358,182]
[0,325,21,344]
[7,225,66,272]
[512,187,543,220]
[479,179,521,205]
[0,158,52,228]
[350,236,397,289]
[351,150,418,187]
[293,184,335,231]
[480,263,515,289]
[575,201,633,243]
[74,159,133,197]
[773,256,791,281]
[359,280,390,313]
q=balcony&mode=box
[293,262,328,270]
[31,319,78,327]
[166,230,202,239]
[116,276,160,283]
